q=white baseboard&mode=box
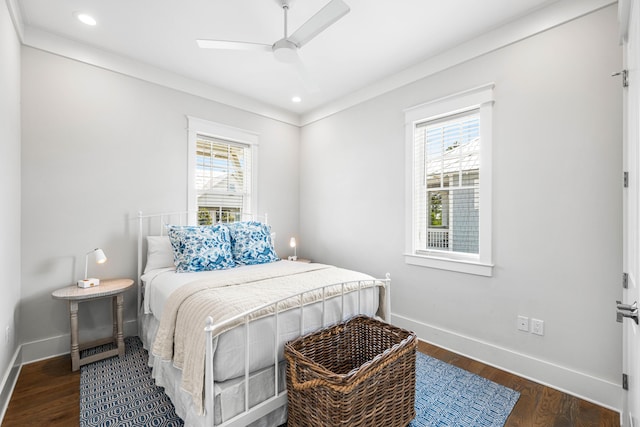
[0,346,22,425]
[20,319,138,365]
[392,313,622,413]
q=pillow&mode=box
[144,236,175,273]
[227,221,279,265]
[167,224,236,273]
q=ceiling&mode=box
[14,0,602,121]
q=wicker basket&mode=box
[284,315,416,427]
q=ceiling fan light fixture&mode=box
[272,39,299,63]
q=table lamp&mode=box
[77,248,107,288]
[288,237,297,261]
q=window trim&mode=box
[187,116,259,225]
[404,84,494,276]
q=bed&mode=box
[136,211,390,427]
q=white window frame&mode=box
[404,84,494,276]
[187,116,259,225]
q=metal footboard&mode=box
[203,276,391,427]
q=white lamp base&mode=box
[288,256,298,261]
[77,278,100,288]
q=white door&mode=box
[621,1,640,426]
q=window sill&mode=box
[404,253,493,277]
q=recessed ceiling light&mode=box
[74,12,97,26]
[292,96,302,103]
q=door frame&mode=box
[619,1,639,426]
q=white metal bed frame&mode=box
[136,211,391,427]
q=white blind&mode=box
[195,135,252,223]
[414,110,480,254]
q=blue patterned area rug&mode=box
[410,352,520,427]
[80,337,518,426]
[80,336,184,427]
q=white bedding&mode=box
[141,313,287,427]
[140,259,383,425]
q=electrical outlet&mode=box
[531,318,544,336]
[517,315,529,332]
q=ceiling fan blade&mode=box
[288,0,350,47]
[197,39,272,51]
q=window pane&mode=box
[428,191,448,227]
[198,206,241,225]
[196,135,251,219]
[417,111,480,254]
[426,173,441,189]
[449,186,479,253]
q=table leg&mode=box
[112,296,117,341]
[69,300,79,371]
[115,294,125,357]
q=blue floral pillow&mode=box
[227,221,279,265]
[166,225,236,272]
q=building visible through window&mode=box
[195,135,252,225]
[419,112,480,254]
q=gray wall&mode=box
[20,47,300,357]
[300,6,622,408]
[0,0,22,400]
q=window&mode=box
[420,111,480,254]
[404,84,494,276]
[188,117,258,225]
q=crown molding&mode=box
[22,27,301,127]
[14,0,616,128]
[5,0,24,42]
[300,0,617,126]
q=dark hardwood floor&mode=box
[2,354,80,427]
[1,341,619,426]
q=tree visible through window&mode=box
[430,192,444,227]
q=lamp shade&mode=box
[94,248,107,264]
[289,237,296,248]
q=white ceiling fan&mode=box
[197,0,350,87]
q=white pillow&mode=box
[144,236,175,273]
